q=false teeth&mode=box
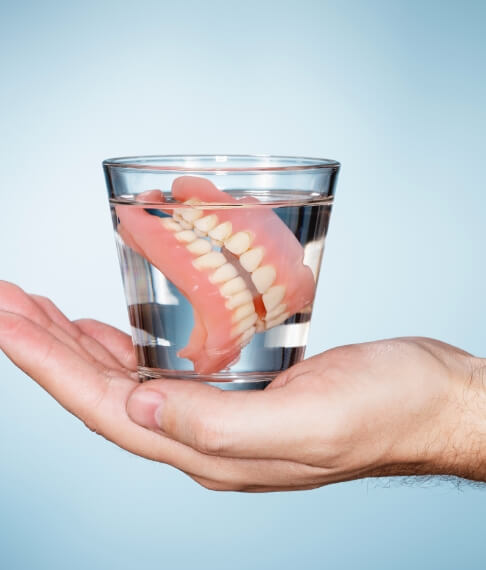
[193,251,226,270]
[161,218,182,232]
[174,230,197,243]
[187,238,212,256]
[194,214,219,235]
[240,246,264,272]
[224,231,252,255]
[225,289,253,310]
[262,285,286,312]
[265,303,287,322]
[251,265,276,294]
[220,276,247,297]
[181,207,204,223]
[239,325,256,346]
[209,263,238,284]
[231,313,258,338]
[232,302,255,323]
[265,312,290,329]
[209,221,232,243]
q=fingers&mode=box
[74,319,137,371]
[0,281,134,373]
[0,281,98,365]
[126,378,319,462]
[0,309,111,420]
[31,295,129,372]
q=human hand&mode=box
[1,281,485,492]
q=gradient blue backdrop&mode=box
[1,1,485,568]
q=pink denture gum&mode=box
[116,176,315,374]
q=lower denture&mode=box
[116,176,316,374]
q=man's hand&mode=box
[0,281,484,492]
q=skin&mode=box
[0,280,485,492]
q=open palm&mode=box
[0,281,483,491]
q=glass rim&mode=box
[102,154,340,173]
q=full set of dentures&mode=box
[116,176,315,374]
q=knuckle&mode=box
[34,294,51,307]
[192,415,228,455]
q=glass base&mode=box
[137,367,275,390]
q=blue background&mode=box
[1,0,485,568]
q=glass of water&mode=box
[103,155,340,390]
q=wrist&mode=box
[444,356,486,481]
[369,347,486,482]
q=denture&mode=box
[116,176,315,374]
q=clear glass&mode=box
[103,155,340,390]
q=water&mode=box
[111,190,332,389]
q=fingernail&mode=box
[127,389,164,430]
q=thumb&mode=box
[126,379,302,460]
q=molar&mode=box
[231,313,258,338]
[160,218,182,232]
[224,231,252,255]
[186,238,212,256]
[239,246,264,273]
[265,312,290,329]
[174,229,197,243]
[225,289,253,310]
[239,325,256,347]
[251,265,276,294]
[265,303,287,321]
[181,207,204,224]
[209,263,238,284]
[209,221,232,244]
[192,251,226,270]
[262,285,286,312]
[232,302,255,323]
[220,277,246,297]
[194,214,218,235]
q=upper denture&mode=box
[171,176,316,328]
[116,176,316,374]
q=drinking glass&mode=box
[103,155,340,390]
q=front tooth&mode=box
[224,231,252,255]
[161,218,182,232]
[232,302,255,323]
[174,230,197,243]
[209,221,232,243]
[181,207,204,223]
[239,325,256,346]
[262,285,286,312]
[194,214,218,235]
[265,303,287,321]
[240,246,264,272]
[231,313,258,338]
[186,238,212,256]
[220,277,246,297]
[209,263,238,284]
[193,251,226,270]
[265,312,290,329]
[225,289,253,310]
[251,265,276,294]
